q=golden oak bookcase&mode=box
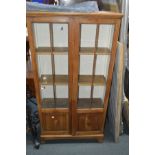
[26,11,123,142]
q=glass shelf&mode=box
[41,98,69,108]
[36,47,111,55]
[40,74,106,86]
[40,74,68,85]
[77,98,103,109]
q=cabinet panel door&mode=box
[77,113,103,131]
[42,112,69,131]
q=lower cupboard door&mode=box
[42,112,69,133]
[77,113,103,132]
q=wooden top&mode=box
[26,11,123,19]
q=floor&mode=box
[26,123,129,155]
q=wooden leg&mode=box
[97,138,104,143]
[40,139,45,144]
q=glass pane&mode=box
[79,86,91,98]
[80,24,96,47]
[33,22,69,109]
[95,55,110,79]
[98,24,114,49]
[93,86,106,100]
[33,23,50,47]
[55,55,68,75]
[53,24,68,47]
[41,85,54,99]
[56,86,68,98]
[80,55,93,75]
[77,23,114,109]
[78,86,105,109]
[37,55,52,77]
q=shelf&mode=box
[79,75,106,86]
[40,74,68,85]
[80,47,111,55]
[40,74,106,86]
[77,98,103,109]
[36,47,68,55]
[41,98,103,109]
[36,47,111,55]
[42,98,69,108]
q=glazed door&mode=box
[27,18,73,135]
[71,19,121,135]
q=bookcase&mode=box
[26,11,123,142]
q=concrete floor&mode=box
[26,123,129,155]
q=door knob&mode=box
[51,116,55,119]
